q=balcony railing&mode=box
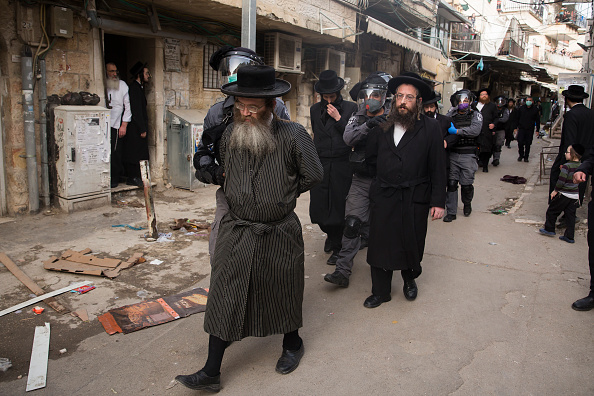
[497,0,544,20]
[541,51,582,70]
[451,24,480,53]
[553,10,588,29]
[499,39,525,59]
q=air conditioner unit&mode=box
[264,33,302,73]
[315,48,346,78]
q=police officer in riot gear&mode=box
[193,46,290,260]
[443,89,483,222]
[324,74,389,288]
[491,96,510,166]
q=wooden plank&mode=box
[60,250,120,268]
[0,253,68,313]
[26,322,50,392]
[140,160,159,239]
[0,281,92,317]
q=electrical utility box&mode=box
[48,6,73,38]
[53,106,111,212]
[166,109,208,191]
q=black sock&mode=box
[201,335,228,377]
[282,330,302,351]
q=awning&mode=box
[366,16,442,60]
[438,0,472,24]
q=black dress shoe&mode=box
[572,296,594,311]
[324,270,349,288]
[443,214,456,222]
[275,343,304,374]
[175,370,221,392]
[403,279,418,301]
[523,158,529,163]
[492,159,499,166]
[323,238,332,253]
[517,156,523,162]
[363,294,391,308]
[126,177,144,188]
[326,252,339,265]
[463,203,472,217]
[482,165,488,173]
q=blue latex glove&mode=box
[448,122,457,135]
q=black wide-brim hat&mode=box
[562,84,589,100]
[477,87,491,96]
[315,70,345,94]
[424,91,441,105]
[130,61,147,77]
[388,72,431,101]
[221,65,291,98]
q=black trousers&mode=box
[319,224,343,253]
[544,194,578,240]
[370,266,421,296]
[110,127,125,183]
[588,200,594,297]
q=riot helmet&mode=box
[209,46,263,86]
[450,89,475,110]
[517,97,526,107]
[371,71,393,98]
[495,96,506,107]
[357,75,388,114]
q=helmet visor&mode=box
[455,92,472,105]
[357,88,387,106]
[218,54,261,84]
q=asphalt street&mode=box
[0,136,593,395]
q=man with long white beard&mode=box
[105,62,131,188]
[175,65,323,392]
[363,72,446,308]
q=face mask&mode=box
[526,100,533,106]
[458,103,469,110]
[425,111,435,118]
[365,99,383,113]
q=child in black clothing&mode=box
[539,143,585,243]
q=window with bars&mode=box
[203,43,220,89]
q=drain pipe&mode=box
[21,46,40,214]
[85,1,206,43]
[38,59,50,208]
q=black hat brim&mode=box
[562,89,589,99]
[314,77,345,94]
[388,76,431,101]
[221,79,291,98]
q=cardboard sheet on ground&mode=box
[98,288,208,334]
[43,249,144,278]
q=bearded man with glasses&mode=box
[363,72,446,308]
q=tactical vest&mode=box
[451,110,477,149]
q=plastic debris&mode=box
[166,379,178,390]
[32,306,44,315]
[136,290,148,298]
[59,348,67,354]
[0,358,12,372]
[488,242,497,245]
[69,285,96,294]
[155,232,174,243]
[14,310,22,314]
[149,259,163,265]
[491,209,508,215]
[112,224,145,231]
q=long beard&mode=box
[384,101,419,132]
[230,108,276,158]
[106,78,119,91]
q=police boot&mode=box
[461,185,474,217]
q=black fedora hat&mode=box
[477,87,491,96]
[424,91,441,105]
[562,85,589,100]
[130,61,147,77]
[221,65,291,98]
[315,70,345,94]
[388,72,431,101]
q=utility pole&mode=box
[242,0,257,51]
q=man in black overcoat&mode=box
[124,61,150,187]
[363,72,446,309]
[309,70,358,264]
[549,85,594,205]
[514,95,540,162]
[474,88,499,172]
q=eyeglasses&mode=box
[395,93,418,103]
[565,150,572,154]
[235,101,265,113]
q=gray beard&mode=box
[229,116,276,159]
[106,78,119,91]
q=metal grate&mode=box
[203,43,220,89]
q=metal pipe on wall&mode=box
[21,46,39,214]
[39,59,50,208]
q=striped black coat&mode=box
[203,119,323,341]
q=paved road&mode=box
[0,137,593,395]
